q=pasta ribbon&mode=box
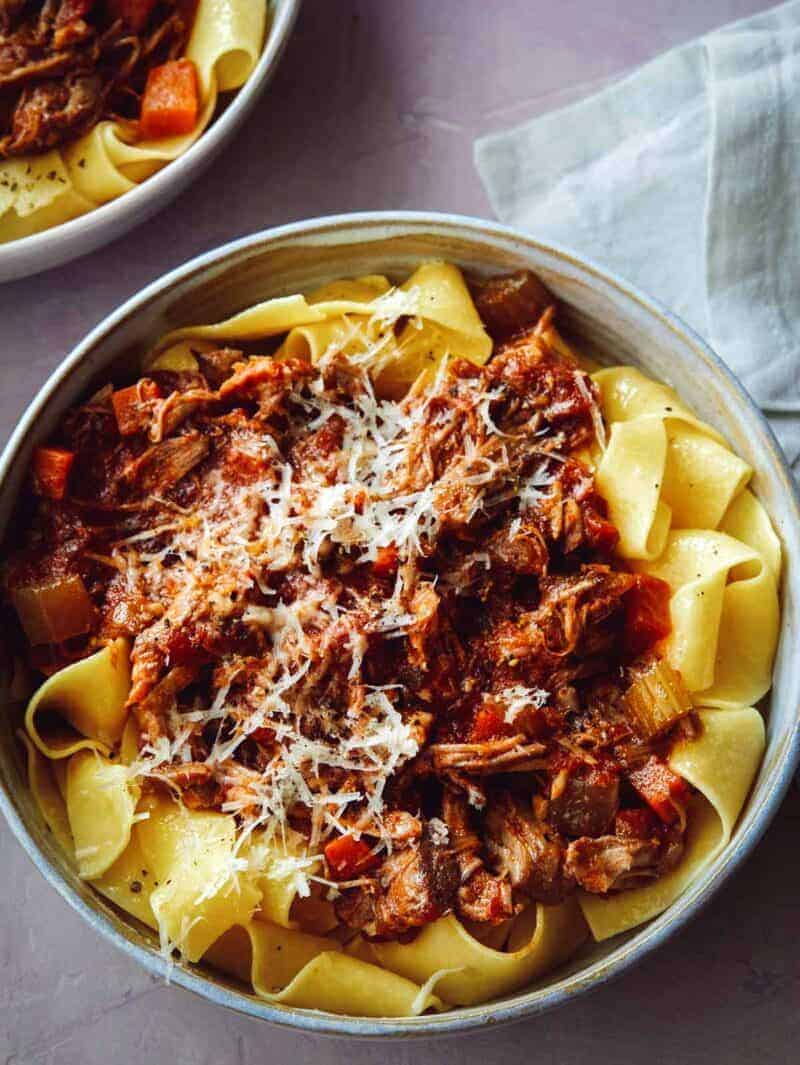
[24,638,131,759]
[247,828,320,930]
[18,731,75,858]
[0,0,267,242]
[364,898,588,1007]
[136,796,260,962]
[92,826,158,930]
[66,751,139,878]
[579,707,764,940]
[637,530,779,706]
[148,262,492,399]
[206,921,445,1016]
[719,488,782,579]
[594,367,750,559]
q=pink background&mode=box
[1,2,798,1062]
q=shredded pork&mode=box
[5,269,693,940]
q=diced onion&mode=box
[12,575,94,645]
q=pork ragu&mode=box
[4,269,699,942]
[0,1,197,159]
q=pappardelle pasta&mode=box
[0,1,267,243]
[4,262,779,1016]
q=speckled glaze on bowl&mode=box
[1,213,798,1037]
[0,0,302,284]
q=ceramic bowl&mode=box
[1,213,798,1036]
[0,0,302,284]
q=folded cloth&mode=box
[475,0,800,466]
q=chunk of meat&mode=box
[383,810,423,845]
[431,735,547,776]
[0,1,29,35]
[130,663,196,744]
[157,761,216,808]
[530,566,635,657]
[121,431,209,492]
[550,762,620,838]
[218,356,314,417]
[151,387,213,441]
[565,834,662,894]
[457,866,515,924]
[2,73,104,156]
[334,839,458,939]
[483,791,572,905]
[196,347,243,388]
[405,582,440,670]
[486,517,548,577]
[470,270,553,341]
[0,41,74,88]
[441,789,515,924]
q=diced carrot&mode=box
[140,59,199,140]
[628,757,690,824]
[624,574,672,657]
[107,0,159,32]
[614,806,659,841]
[324,834,380,880]
[372,544,399,579]
[32,447,75,500]
[111,379,161,436]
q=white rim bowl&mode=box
[0,0,303,283]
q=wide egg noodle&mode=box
[91,824,159,930]
[18,730,75,858]
[147,262,493,399]
[660,424,751,529]
[595,418,672,559]
[205,921,445,1016]
[378,261,493,397]
[247,827,320,930]
[579,707,764,940]
[24,638,131,759]
[0,0,267,241]
[65,750,139,878]
[362,898,588,1007]
[719,487,782,579]
[636,530,779,706]
[593,366,725,441]
[136,795,261,963]
[593,367,750,559]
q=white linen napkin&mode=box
[474,0,800,466]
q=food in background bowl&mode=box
[0,0,267,243]
[4,261,780,1016]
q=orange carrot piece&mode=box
[111,379,161,436]
[324,834,380,880]
[32,447,75,500]
[139,59,199,140]
[629,758,690,825]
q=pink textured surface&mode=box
[1,2,798,1062]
